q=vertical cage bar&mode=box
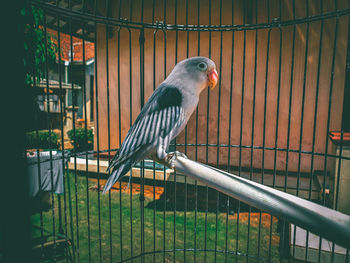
[139,25,146,263]
[152,17,157,263]
[92,7,103,260]
[104,0,113,261]
[292,1,311,261]
[174,0,181,251]
[307,0,324,262]
[66,160,76,262]
[246,0,258,262]
[287,2,298,261]
[214,0,224,261]
[225,1,235,262]
[140,1,147,257]
[128,23,134,263]
[43,13,57,262]
[257,23,273,263]
[204,0,212,261]
[268,22,283,263]
[239,2,247,261]
[56,15,70,263]
[284,1,297,261]
[116,24,123,262]
[80,16,92,263]
[162,26,168,263]
[194,0,201,261]
[68,14,81,263]
[172,0,182,260]
[320,2,339,261]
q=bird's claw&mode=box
[165,151,187,169]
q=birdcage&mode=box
[20,0,350,262]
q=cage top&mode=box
[34,0,350,41]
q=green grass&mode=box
[31,172,285,262]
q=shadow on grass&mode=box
[145,181,261,214]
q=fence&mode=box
[25,0,350,262]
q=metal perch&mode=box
[166,156,350,249]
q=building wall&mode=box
[94,0,349,173]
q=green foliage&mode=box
[67,128,93,151]
[22,4,58,85]
[25,130,60,149]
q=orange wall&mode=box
[94,0,348,173]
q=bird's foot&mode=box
[165,151,188,169]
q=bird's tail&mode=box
[103,160,133,193]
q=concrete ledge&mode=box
[67,157,207,186]
[67,157,324,195]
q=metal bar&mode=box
[292,6,310,257]
[44,14,57,262]
[139,3,146,259]
[116,24,123,262]
[239,4,247,262]
[68,14,80,263]
[92,5,103,260]
[295,1,311,262]
[65,163,76,263]
[139,23,146,263]
[56,15,70,263]
[32,1,350,32]
[182,1,187,261]
[269,22,283,263]
[80,17,92,263]
[258,15,273,262]
[194,1,201,261]
[246,0,258,261]
[104,1,113,260]
[286,1,297,261]
[215,0,223,261]
[127,21,134,263]
[322,1,340,261]
[204,1,212,261]
[162,26,168,263]
[168,156,350,249]
[226,1,235,262]
[152,18,157,263]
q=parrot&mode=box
[102,56,218,193]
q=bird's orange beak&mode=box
[208,69,218,90]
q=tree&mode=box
[22,4,58,85]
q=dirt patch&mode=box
[229,212,278,229]
[265,234,280,245]
[89,179,164,199]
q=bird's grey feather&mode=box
[103,85,185,193]
[103,56,216,193]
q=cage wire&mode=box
[26,0,350,262]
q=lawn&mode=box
[31,170,285,263]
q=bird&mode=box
[103,56,218,193]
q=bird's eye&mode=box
[197,62,208,71]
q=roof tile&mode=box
[47,28,94,63]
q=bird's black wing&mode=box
[108,84,185,169]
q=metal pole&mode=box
[168,156,350,249]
